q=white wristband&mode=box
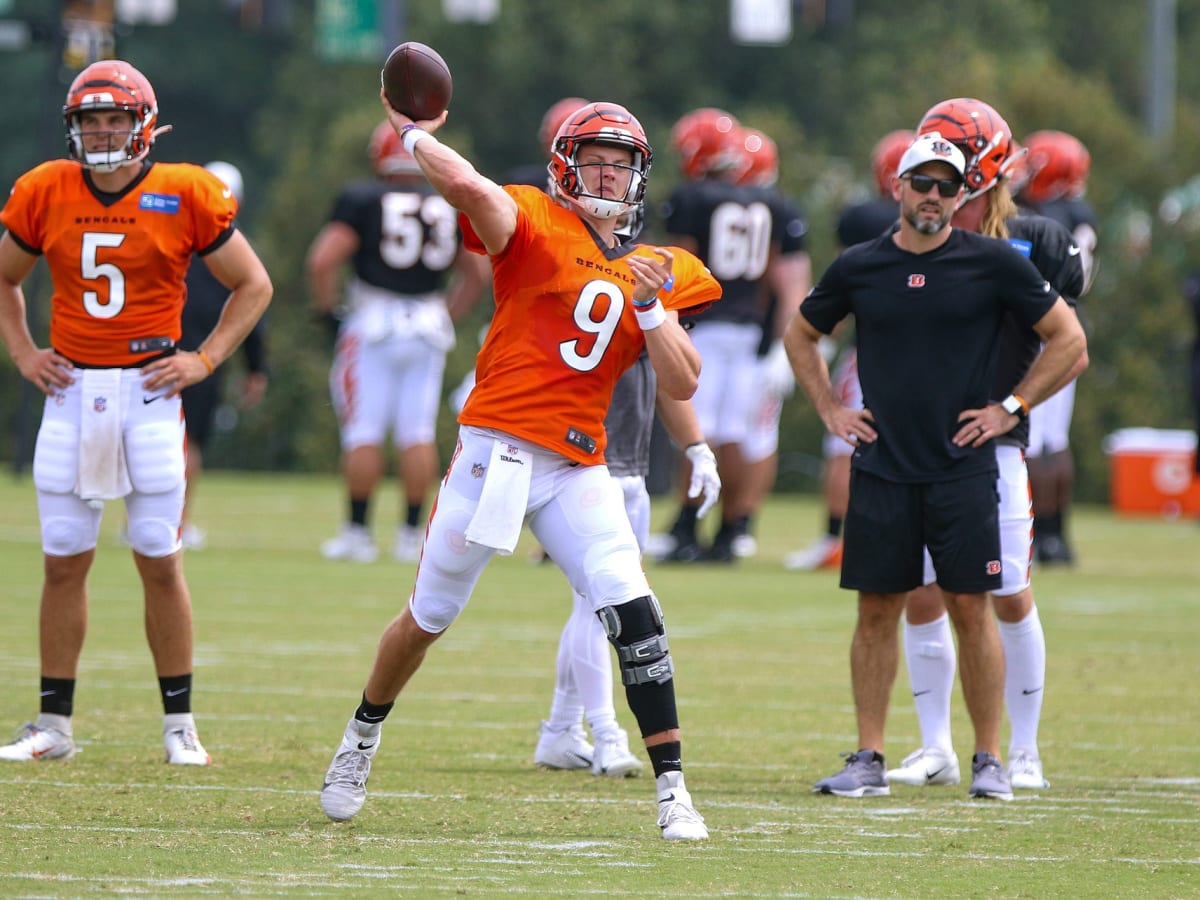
[401,126,433,155]
[633,301,667,331]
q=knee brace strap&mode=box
[598,595,674,686]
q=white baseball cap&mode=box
[897,132,966,179]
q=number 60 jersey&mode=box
[1,159,237,368]
[458,184,721,466]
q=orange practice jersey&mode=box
[1,160,237,367]
[459,185,721,465]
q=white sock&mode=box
[163,712,196,733]
[998,606,1046,756]
[903,613,956,752]
[36,712,72,736]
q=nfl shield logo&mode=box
[93,396,107,413]
[471,462,485,478]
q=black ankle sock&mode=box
[355,693,394,726]
[159,674,193,714]
[671,506,699,541]
[350,499,369,527]
[405,503,422,529]
[40,677,75,717]
[827,515,843,538]
[647,741,682,778]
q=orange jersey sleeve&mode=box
[458,186,721,465]
[1,160,237,367]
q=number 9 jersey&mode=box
[1,159,237,367]
[458,185,721,466]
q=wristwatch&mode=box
[1001,393,1030,420]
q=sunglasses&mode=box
[903,173,962,198]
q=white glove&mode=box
[761,340,795,398]
[684,441,721,519]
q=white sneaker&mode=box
[591,730,643,778]
[533,722,593,770]
[886,746,961,786]
[181,523,207,550]
[393,525,422,563]
[656,771,708,840]
[731,534,758,559]
[783,535,843,571]
[163,715,211,766]
[1007,749,1050,789]
[322,717,381,822]
[0,722,75,761]
[320,524,378,563]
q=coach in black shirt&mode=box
[785,133,1086,800]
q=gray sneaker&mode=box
[813,750,890,797]
[969,751,1014,801]
[321,717,381,822]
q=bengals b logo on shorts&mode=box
[986,560,1002,575]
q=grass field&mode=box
[0,472,1197,898]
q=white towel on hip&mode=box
[464,438,532,555]
[75,369,131,503]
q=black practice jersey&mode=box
[328,179,460,295]
[802,229,1058,483]
[836,198,899,249]
[662,177,808,326]
[1024,196,1098,237]
[992,214,1085,447]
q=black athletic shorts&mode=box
[840,468,1002,595]
[181,374,221,450]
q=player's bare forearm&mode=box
[644,315,700,400]
[1020,298,1088,407]
[655,388,704,447]
[784,313,837,422]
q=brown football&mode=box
[380,42,453,121]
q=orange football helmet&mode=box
[63,59,164,172]
[369,121,421,176]
[539,97,589,156]
[917,98,1017,200]
[1021,130,1091,205]
[670,107,741,180]
[733,127,779,187]
[871,129,915,196]
[548,101,651,220]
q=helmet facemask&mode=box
[548,102,653,221]
[63,60,164,173]
[67,110,144,172]
[550,137,650,220]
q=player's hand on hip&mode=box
[954,404,1015,448]
[19,347,74,395]
[828,406,875,446]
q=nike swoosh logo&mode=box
[926,764,947,780]
[358,712,387,723]
[164,688,189,697]
[40,690,56,697]
[659,793,676,804]
[356,741,376,751]
[1022,687,1043,695]
[912,689,932,697]
[143,394,163,405]
[1068,245,1081,256]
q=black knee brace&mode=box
[597,594,673,686]
[598,595,679,737]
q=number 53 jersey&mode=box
[2,159,237,367]
[458,184,721,466]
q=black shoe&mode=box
[657,541,707,563]
[1036,535,1075,566]
[701,540,735,563]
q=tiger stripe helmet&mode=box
[917,98,1017,201]
[1021,130,1091,205]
